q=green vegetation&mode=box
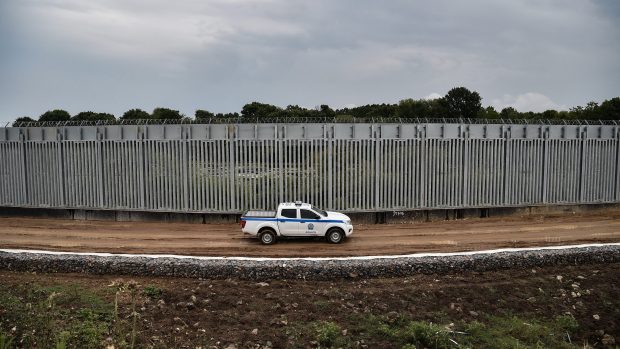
[0,267,612,349]
[38,109,71,122]
[314,321,349,348]
[12,87,620,125]
[464,315,578,349]
[0,280,149,349]
[141,285,163,299]
[346,313,580,349]
[71,111,115,122]
[0,332,14,349]
[0,283,112,348]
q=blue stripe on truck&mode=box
[242,217,345,223]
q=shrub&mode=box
[314,321,342,347]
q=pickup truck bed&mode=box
[243,210,276,218]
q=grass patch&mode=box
[142,285,163,299]
[0,332,14,349]
[313,321,350,348]
[0,281,146,349]
[465,314,578,349]
[353,313,580,349]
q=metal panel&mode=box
[1,122,618,213]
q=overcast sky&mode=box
[1,0,619,123]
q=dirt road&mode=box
[0,210,619,257]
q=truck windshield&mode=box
[311,205,328,217]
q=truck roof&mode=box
[279,202,312,209]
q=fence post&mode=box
[420,125,427,208]
[228,125,236,212]
[462,125,469,207]
[278,126,284,203]
[500,126,508,206]
[182,127,189,211]
[372,126,381,210]
[541,126,549,204]
[97,128,105,208]
[579,127,587,202]
[328,126,334,210]
[57,129,65,207]
[615,126,620,201]
[138,128,146,209]
[19,130,27,206]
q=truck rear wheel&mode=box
[259,230,276,245]
[326,228,344,244]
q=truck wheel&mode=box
[326,228,344,244]
[259,230,276,245]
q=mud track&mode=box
[0,209,619,257]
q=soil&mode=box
[0,263,618,348]
[0,210,619,257]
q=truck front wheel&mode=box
[326,228,344,244]
[259,230,276,245]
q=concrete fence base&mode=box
[1,203,619,224]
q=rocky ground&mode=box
[1,244,619,280]
[0,262,618,348]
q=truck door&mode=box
[300,209,322,236]
[278,208,299,236]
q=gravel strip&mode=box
[1,245,619,280]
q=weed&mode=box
[314,321,349,348]
[0,282,115,349]
[356,312,579,349]
[0,332,14,349]
[363,314,457,349]
[313,300,330,311]
[464,314,579,348]
[109,279,141,349]
[142,285,163,299]
[55,331,69,349]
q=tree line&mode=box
[12,87,620,126]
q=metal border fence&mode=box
[1,122,619,213]
[6,117,620,128]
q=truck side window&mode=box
[300,209,320,219]
[281,209,297,218]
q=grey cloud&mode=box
[1,0,619,123]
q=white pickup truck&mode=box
[240,202,353,245]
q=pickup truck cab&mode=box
[241,202,353,245]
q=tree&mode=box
[152,107,184,120]
[500,107,520,119]
[597,97,620,120]
[442,87,482,118]
[39,109,71,122]
[12,116,35,126]
[318,105,335,118]
[72,111,116,121]
[477,106,500,119]
[336,104,397,119]
[121,109,150,120]
[283,105,314,118]
[542,110,559,119]
[215,112,240,118]
[195,109,215,120]
[397,99,431,118]
[241,102,281,118]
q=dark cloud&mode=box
[1,0,619,123]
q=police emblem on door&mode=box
[307,223,314,230]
